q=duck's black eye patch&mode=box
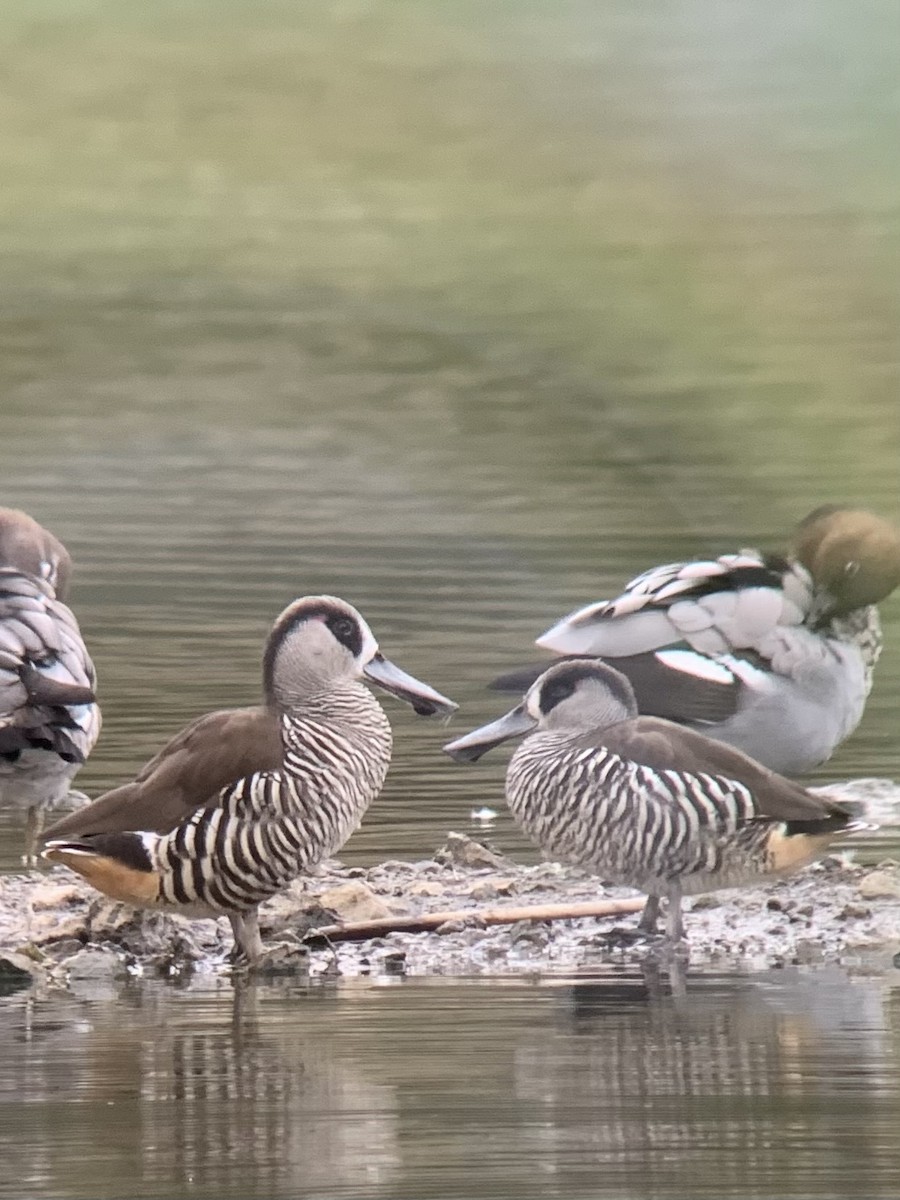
[538,661,637,716]
[539,675,577,714]
[263,602,365,695]
[326,613,363,656]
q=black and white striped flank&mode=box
[507,735,776,898]
[152,695,392,915]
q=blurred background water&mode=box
[1,1,899,1196]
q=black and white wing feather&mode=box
[536,552,813,658]
[0,568,99,765]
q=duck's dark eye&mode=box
[327,614,362,655]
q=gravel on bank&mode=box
[1,820,899,993]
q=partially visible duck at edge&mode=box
[491,506,900,776]
[43,595,456,967]
[0,508,99,864]
[447,659,868,943]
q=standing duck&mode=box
[43,595,456,965]
[492,507,900,775]
[0,508,99,863]
[446,659,864,942]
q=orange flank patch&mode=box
[44,846,161,907]
[764,827,839,876]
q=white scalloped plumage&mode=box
[528,508,900,775]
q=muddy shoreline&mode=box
[2,821,899,993]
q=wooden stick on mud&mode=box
[303,897,646,946]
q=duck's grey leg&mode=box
[637,895,660,934]
[666,953,688,999]
[230,910,264,966]
[665,888,686,942]
[229,911,309,976]
[22,805,43,867]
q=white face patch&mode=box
[655,649,737,685]
[524,684,545,720]
[356,613,379,665]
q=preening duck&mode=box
[491,506,900,775]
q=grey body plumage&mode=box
[0,510,99,862]
[447,659,859,941]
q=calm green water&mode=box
[1,0,900,1195]
[2,970,900,1200]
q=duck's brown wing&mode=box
[588,716,850,826]
[42,705,283,839]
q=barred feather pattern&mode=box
[826,606,882,691]
[0,567,99,807]
[153,684,392,915]
[507,733,781,898]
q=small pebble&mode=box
[64,948,128,982]
[858,870,900,901]
[380,951,407,976]
[318,881,394,923]
[467,882,500,902]
[0,951,44,988]
[433,832,510,871]
[406,881,446,899]
[435,919,469,936]
[838,904,871,921]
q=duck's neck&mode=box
[825,605,883,679]
[278,679,392,751]
[273,682,392,815]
